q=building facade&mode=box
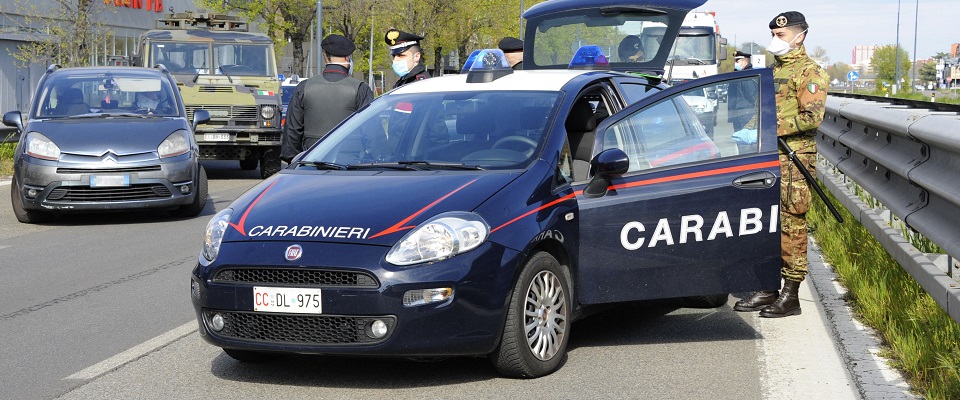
[0,0,197,114]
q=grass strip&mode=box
[809,184,960,399]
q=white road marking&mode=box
[65,321,196,381]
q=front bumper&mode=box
[15,155,198,212]
[192,240,523,357]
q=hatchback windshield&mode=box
[33,70,179,118]
[302,91,561,170]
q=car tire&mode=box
[10,175,52,224]
[239,157,258,170]
[222,348,277,363]
[170,167,208,217]
[683,293,729,308]
[490,252,571,378]
[259,148,281,179]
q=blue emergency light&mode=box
[462,49,513,83]
[568,45,610,70]
[460,50,481,74]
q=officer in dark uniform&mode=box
[281,34,375,163]
[385,29,429,88]
[498,37,523,70]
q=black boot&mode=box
[759,280,802,318]
[733,291,779,312]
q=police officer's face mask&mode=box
[768,29,806,56]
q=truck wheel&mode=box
[239,157,258,170]
[259,148,281,179]
[170,167,208,217]
[683,293,729,308]
[11,175,53,224]
[490,252,571,378]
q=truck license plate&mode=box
[203,133,230,142]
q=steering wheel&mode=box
[492,135,538,157]
[134,98,172,114]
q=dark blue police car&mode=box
[192,0,781,378]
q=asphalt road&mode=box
[0,156,873,399]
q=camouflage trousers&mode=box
[779,151,816,283]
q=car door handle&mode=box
[733,171,777,189]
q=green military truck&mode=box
[134,12,283,178]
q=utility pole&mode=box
[369,8,375,87]
[316,0,323,77]
[910,0,919,90]
[894,0,901,93]
[519,1,524,38]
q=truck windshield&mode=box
[671,32,717,63]
[213,44,274,77]
[148,42,274,77]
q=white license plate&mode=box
[89,175,129,187]
[203,133,230,142]
[253,286,322,314]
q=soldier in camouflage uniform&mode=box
[734,11,828,318]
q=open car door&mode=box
[573,68,781,304]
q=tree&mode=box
[918,61,936,83]
[870,45,911,86]
[1,0,115,68]
[826,62,853,82]
[809,46,829,64]
[198,0,300,74]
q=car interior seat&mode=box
[566,100,599,181]
[56,88,90,116]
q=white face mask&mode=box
[768,29,806,56]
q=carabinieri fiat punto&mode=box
[192,0,782,378]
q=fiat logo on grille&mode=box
[285,245,303,262]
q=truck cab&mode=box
[135,12,283,179]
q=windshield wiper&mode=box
[193,59,207,83]
[295,160,347,170]
[348,161,484,171]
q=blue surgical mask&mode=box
[734,63,743,71]
[347,59,354,76]
[392,60,410,77]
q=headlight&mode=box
[201,208,233,264]
[260,105,276,120]
[159,130,190,159]
[385,212,489,266]
[25,131,61,161]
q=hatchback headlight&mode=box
[25,131,61,161]
[385,212,489,266]
[260,105,276,120]
[201,208,233,264]
[159,130,190,159]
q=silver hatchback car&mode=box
[3,65,211,223]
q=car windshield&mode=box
[525,7,688,73]
[301,91,561,170]
[150,42,275,77]
[33,70,179,118]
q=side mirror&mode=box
[2,111,24,133]
[583,148,629,198]
[131,55,142,67]
[719,46,728,61]
[192,109,211,132]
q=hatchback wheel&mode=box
[491,252,571,378]
[170,167,208,217]
[683,293,729,308]
[10,175,52,224]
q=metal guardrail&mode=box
[831,92,960,113]
[817,94,960,324]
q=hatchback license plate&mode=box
[253,287,322,314]
[203,133,230,142]
[90,175,129,187]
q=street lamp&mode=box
[317,0,323,77]
[910,0,919,90]
[894,0,901,93]
[369,7,375,87]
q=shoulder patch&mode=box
[807,83,819,94]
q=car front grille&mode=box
[187,105,258,121]
[206,310,395,345]
[214,268,379,288]
[46,184,172,201]
[56,165,162,174]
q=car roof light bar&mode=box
[463,49,514,83]
[568,45,611,70]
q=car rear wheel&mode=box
[491,252,571,378]
[170,167,208,217]
[259,148,281,179]
[222,348,277,363]
[683,293,729,308]
[239,157,258,170]
[10,175,53,224]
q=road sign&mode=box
[847,70,859,82]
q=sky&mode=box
[700,0,958,65]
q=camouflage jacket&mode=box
[773,46,828,151]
